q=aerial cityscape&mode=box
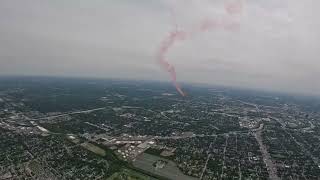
[1,0,320,179]
[1,77,320,179]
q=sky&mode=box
[0,0,320,95]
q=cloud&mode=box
[0,0,320,95]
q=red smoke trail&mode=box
[157,0,243,97]
[157,30,187,96]
[198,0,243,32]
[225,0,243,15]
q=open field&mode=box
[133,153,197,180]
[80,142,106,156]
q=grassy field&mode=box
[80,142,106,156]
[145,148,175,161]
[132,153,198,180]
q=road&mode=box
[220,136,229,180]
[154,131,248,140]
[199,154,211,180]
[199,142,213,180]
[253,124,280,180]
[30,107,106,120]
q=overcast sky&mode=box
[0,0,320,95]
